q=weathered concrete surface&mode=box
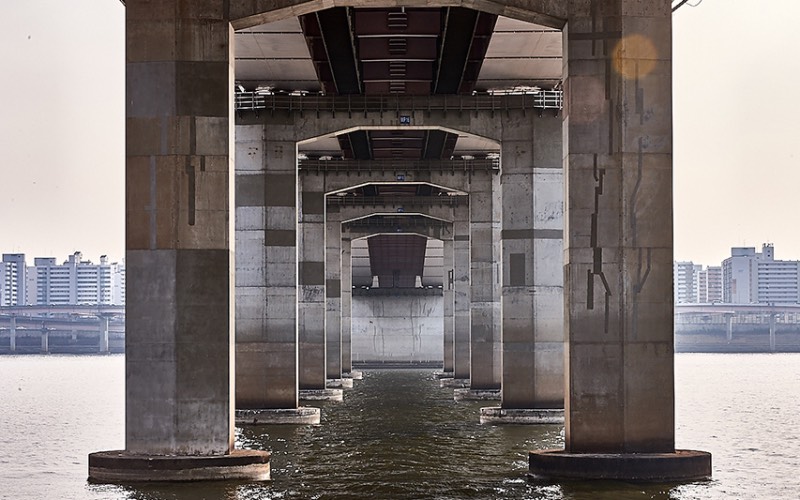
[442,238,455,373]
[440,377,470,388]
[298,175,327,390]
[235,407,320,425]
[480,407,564,425]
[562,0,677,456]
[454,388,501,401]
[500,112,564,410]
[352,295,443,364]
[299,388,344,402]
[326,206,343,380]
[453,204,471,380]
[235,124,298,410]
[528,450,712,482]
[88,450,271,483]
[122,0,236,460]
[341,238,353,374]
[469,171,501,390]
[326,378,353,389]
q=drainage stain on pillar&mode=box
[587,154,611,334]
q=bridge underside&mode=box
[91,0,710,484]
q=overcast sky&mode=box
[1,0,798,266]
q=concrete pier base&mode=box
[454,388,501,401]
[235,407,320,425]
[88,450,271,483]
[343,370,363,380]
[327,378,354,389]
[299,389,344,402]
[439,378,470,388]
[480,407,564,425]
[434,371,455,379]
[528,449,712,482]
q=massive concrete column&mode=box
[235,128,319,421]
[453,203,471,381]
[483,112,565,423]
[442,238,455,374]
[298,175,328,392]
[341,237,354,375]
[326,205,343,381]
[530,0,710,481]
[90,1,269,481]
[468,171,501,392]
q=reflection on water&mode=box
[1,355,799,499]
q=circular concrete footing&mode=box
[299,388,344,402]
[344,370,363,380]
[236,407,320,425]
[434,371,455,379]
[480,407,564,425]
[439,378,470,388]
[454,388,501,401]
[88,449,270,483]
[327,378,354,389]
[528,449,712,482]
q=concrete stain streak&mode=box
[587,154,611,334]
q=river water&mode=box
[0,354,798,499]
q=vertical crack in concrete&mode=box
[587,155,612,334]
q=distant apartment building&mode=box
[674,261,700,304]
[674,261,723,304]
[1,254,27,306]
[722,244,800,304]
[0,252,125,306]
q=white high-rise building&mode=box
[722,244,800,304]
[674,261,701,304]
[30,252,126,305]
[1,254,27,306]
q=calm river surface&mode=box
[0,354,798,499]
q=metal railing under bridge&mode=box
[235,91,564,114]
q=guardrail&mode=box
[300,158,499,173]
[235,91,563,114]
[329,195,467,207]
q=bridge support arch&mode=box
[93,0,710,484]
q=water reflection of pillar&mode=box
[10,315,16,353]
[769,313,776,352]
[99,315,110,354]
[725,313,734,343]
[40,326,48,354]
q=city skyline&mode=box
[3,1,800,265]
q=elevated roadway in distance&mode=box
[676,303,800,315]
[0,305,125,318]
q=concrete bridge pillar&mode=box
[461,170,501,398]
[325,205,347,386]
[298,176,342,401]
[442,238,455,375]
[481,112,565,424]
[529,0,711,481]
[234,125,323,420]
[341,237,358,379]
[452,203,471,382]
[89,1,270,482]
